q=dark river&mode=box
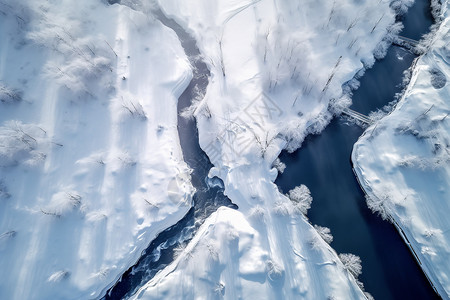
[105,0,440,299]
[276,1,439,299]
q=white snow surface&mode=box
[0,1,194,299]
[132,0,405,299]
[353,2,450,298]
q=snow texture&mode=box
[353,2,450,298]
[0,1,194,299]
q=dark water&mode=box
[103,7,235,300]
[276,1,439,299]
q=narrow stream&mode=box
[276,1,440,299]
[103,6,236,300]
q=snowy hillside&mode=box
[0,1,194,299]
[131,0,408,299]
[352,2,450,298]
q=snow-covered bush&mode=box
[339,253,362,278]
[287,184,313,215]
[365,194,392,221]
[430,0,444,19]
[0,84,22,104]
[373,22,404,60]
[314,225,333,244]
[249,205,266,221]
[273,200,292,216]
[0,121,47,167]
[390,0,414,15]
[272,158,286,174]
[22,3,116,101]
[41,190,82,217]
[279,120,307,153]
[117,151,137,167]
[121,97,147,120]
[48,270,70,283]
[266,259,285,282]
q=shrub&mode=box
[287,184,313,215]
[339,253,362,278]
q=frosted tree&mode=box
[287,184,313,215]
[390,0,414,15]
[272,158,286,174]
[266,259,285,282]
[0,121,47,167]
[314,225,333,244]
[365,194,392,221]
[41,190,82,217]
[339,253,362,278]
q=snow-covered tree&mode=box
[339,253,362,278]
[390,0,414,15]
[0,121,47,167]
[365,194,392,221]
[314,225,333,244]
[41,190,82,217]
[272,158,286,174]
[287,184,313,215]
[266,259,284,282]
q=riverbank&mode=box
[352,1,450,298]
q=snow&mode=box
[352,2,450,298]
[132,207,365,300]
[131,0,407,298]
[0,1,194,299]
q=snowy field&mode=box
[352,1,450,299]
[131,0,411,299]
[0,1,194,299]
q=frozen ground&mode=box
[132,0,409,299]
[353,1,450,298]
[0,1,194,299]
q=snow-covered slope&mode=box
[132,0,406,299]
[0,1,193,299]
[352,2,450,298]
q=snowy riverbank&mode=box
[352,1,450,298]
[0,2,194,299]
